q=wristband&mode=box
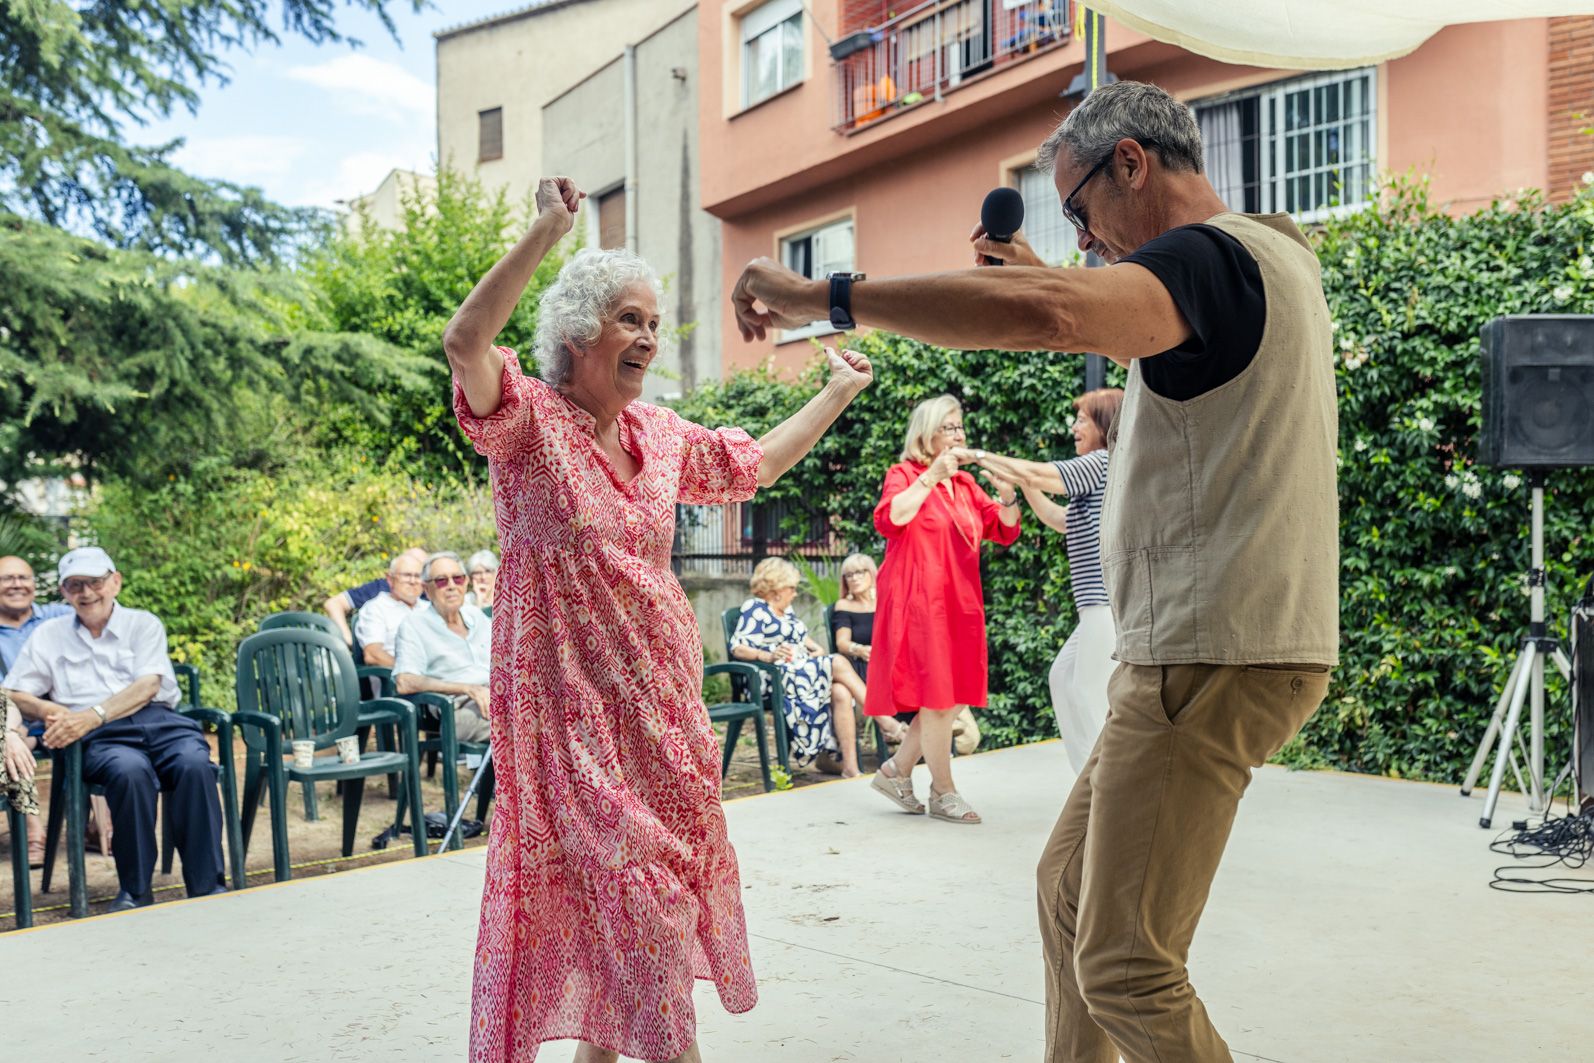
[917,473,934,489]
[1000,495,1021,508]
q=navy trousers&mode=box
[81,704,224,897]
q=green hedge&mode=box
[673,177,1594,782]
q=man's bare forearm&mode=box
[7,689,64,722]
[394,673,472,698]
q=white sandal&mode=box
[870,758,925,814]
[928,788,981,825]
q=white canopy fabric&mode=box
[1088,0,1594,69]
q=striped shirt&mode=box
[1053,448,1110,608]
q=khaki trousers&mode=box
[1037,662,1330,1063]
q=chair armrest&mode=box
[177,705,234,753]
[704,661,765,701]
[231,710,283,762]
[357,666,395,698]
[364,696,420,752]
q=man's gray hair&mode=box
[421,551,464,583]
[533,247,663,386]
[466,549,498,573]
[1036,81,1203,177]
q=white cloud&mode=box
[171,134,312,188]
[287,54,433,122]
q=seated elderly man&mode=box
[393,552,492,744]
[2,547,225,910]
[351,550,427,668]
[323,546,428,649]
[0,554,73,865]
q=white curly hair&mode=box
[533,247,664,385]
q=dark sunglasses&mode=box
[1061,139,1161,235]
[429,574,468,588]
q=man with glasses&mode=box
[0,556,72,865]
[351,550,428,668]
[733,80,1337,1063]
[323,545,428,650]
[2,547,227,910]
[392,552,492,743]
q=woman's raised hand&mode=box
[534,177,586,234]
[926,447,962,484]
[825,346,873,395]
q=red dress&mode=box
[454,350,762,1061]
[864,461,1021,716]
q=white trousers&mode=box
[1048,604,1117,775]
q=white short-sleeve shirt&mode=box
[353,591,424,656]
[2,603,180,709]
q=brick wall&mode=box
[838,1,891,36]
[1548,16,1594,201]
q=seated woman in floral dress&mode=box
[730,557,861,777]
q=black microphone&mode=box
[979,187,1025,266]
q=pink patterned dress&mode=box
[454,350,763,1061]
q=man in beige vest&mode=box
[731,81,1338,1062]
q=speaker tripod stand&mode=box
[1461,472,1573,828]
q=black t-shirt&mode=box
[1119,224,1266,401]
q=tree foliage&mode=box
[1,0,420,264]
[672,177,1594,782]
[0,213,428,486]
[297,166,573,475]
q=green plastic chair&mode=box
[41,661,246,919]
[721,605,791,771]
[233,628,427,881]
[705,662,773,792]
[258,611,400,817]
[7,796,33,929]
[401,692,492,852]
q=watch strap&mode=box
[828,273,857,331]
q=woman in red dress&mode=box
[866,394,1020,824]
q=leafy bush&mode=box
[673,176,1594,781]
[84,447,495,710]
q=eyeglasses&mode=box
[0,574,35,587]
[1060,140,1160,236]
[843,571,871,579]
[937,423,966,436]
[429,574,468,588]
[61,576,109,595]
[390,572,423,583]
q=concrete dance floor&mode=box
[7,741,1590,1062]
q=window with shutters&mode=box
[777,215,854,343]
[1011,162,1079,265]
[478,107,503,163]
[598,187,627,249]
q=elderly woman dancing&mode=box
[444,177,872,1063]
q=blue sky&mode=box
[135,1,513,209]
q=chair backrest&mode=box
[259,611,343,640]
[820,605,835,654]
[721,605,741,659]
[235,628,362,751]
[172,662,201,709]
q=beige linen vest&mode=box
[1100,212,1340,666]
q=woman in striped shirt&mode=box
[971,388,1123,773]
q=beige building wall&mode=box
[543,10,721,401]
[435,0,697,202]
[343,168,435,235]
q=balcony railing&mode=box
[832,0,1073,133]
[672,501,848,579]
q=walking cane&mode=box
[435,744,492,855]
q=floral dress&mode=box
[730,598,836,763]
[454,350,763,1062]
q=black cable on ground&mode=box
[1489,804,1594,895]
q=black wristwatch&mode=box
[827,272,865,331]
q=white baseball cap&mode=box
[58,546,117,582]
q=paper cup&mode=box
[335,735,360,765]
[291,739,315,770]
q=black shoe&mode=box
[109,890,154,912]
[199,884,228,898]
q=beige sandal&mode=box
[870,758,925,814]
[928,788,981,825]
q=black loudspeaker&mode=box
[1479,315,1594,469]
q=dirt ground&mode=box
[1,723,881,931]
